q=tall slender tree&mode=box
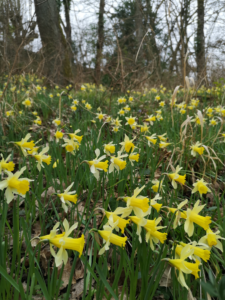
[196,0,205,80]
[95,0,105,85]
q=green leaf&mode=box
[96,264,119,300]
[0,265,20,292]
[34,268,51,300]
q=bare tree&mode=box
[34,0,72,84]
[95,0,105,85]
[196,0,205,81]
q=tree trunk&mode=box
[34,0,72,85]
[63,0,72,45]
[196,0,205,81]
[95,0,105,86]
[135,0,143,64]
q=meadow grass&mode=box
[0,75,225,299]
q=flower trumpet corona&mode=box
[0,166,32,203]
[190,142,204,157]
[39,219,85,267]
[199,228,225,252]
[164,200,188,229]
[86,149,108,180]
[32,146,52,171]
[57,182,78,213]
[109,151,128,173]
[192,178,211,197]
[168,165,186,189]
[14,133,35,156]
[0,154,15,173]
[184,200,211,237]
[144,217,167,250]
[164,245,201,289]
[120,134,135,153]
[104,142,116,155]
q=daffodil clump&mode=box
[1,76,225,298]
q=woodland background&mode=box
[0,0,224,88]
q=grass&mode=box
[0,75,225,299]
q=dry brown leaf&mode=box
[58,258,76,289]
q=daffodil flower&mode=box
[68,129,83,144]
[98,219,127,255]
[176,242,210,262]
[140,123,149,133]
[190,142,204,156]
[120,185,150,215]
[40,219,85,267]
[120,134,135,153]
[104,142,116,155]
[125,116,136,126]
[164,199,188,229]
[145,115,156,125]
[151,179,164,193]
[184,200,211,237]
[159,141,171,149]
[150,193,162,212]
[112,117,122,127]
[158,133,167,142]
[0,166,32,203]
[62,138,79,155]
[0,154,15,173]
[32,146,51,171]
[96,112,106,121]
[100,209,129,234]
[14,133,35,156]
[199,228,225,252]
[52,119,61,126]
[57,182,78,213]
[145,134,157,146]
[165,245,201,289]
[192,178,211,197]
[144,217,167,250]
[129,207,151,242]
[168,165,186,189]
[55,131,64,142]
[109,151,128,173]
[87,149,108,180]
[22,99,32,107]
[129,152,139,166]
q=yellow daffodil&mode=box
[96,112,106,121]
[40,219,85,267]
[53,159,59,168]
[158,133,167,141]
[52,119,61,126]
[190,142,204,156]
[0,166,32,203]
[129,152,139,166]
[85,103,92,110]
[104,142,116,155]
[86,149,108,180]
[113,126,119,133]
[57,182,78,213]
[102,209,129,234]
[165,245,201,289]
[73,99,79,105]
[6,110,14,117]
[145,115,156,125]
[164,200,188,229]
[120,134,135,153]
[155,95,161,101]
[0,154,15,173]
[129,207,151,242]
[55,131,64,142]
[112,117,122,127]
[199,228,225,252]
[209,118,217,126]
[22,99,32,107]
[125,116,136,126]
[129,97,133,102]
[177,242,210,262]
[109,151,128,173]
[81,85,86,91]
[159,101,165,107]
[168,165,186,189]
[14,133,35,156]
[32,146,51,171]
[32,111,38,116]
[151,179,164,193]
[98,219,127,255]
[62,138,79,155]
[118,109,125,116]
[150,194,162,212]
[192,178,211,197]
[144,217,167,250]
[184,200,211,237]
[71,105,77,111]
[140,123,149,133]
[117,97,126,104]
[145,134,157,146]
[159,141,171,148]
[68,129,83,144]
